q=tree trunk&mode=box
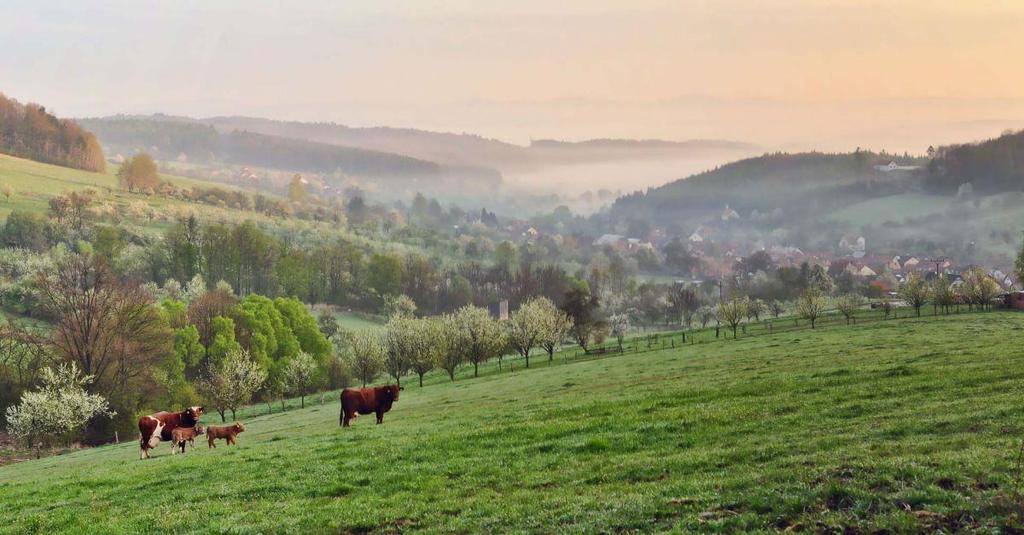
[474,362,479,377]
[230,408,236,421]
[219,410,226,422]
[525,353,530,368]
[418,374,424,388]
[300,395,305,409]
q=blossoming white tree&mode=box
[283,351,318,408]
[199,348,267,422]
[5,362,114,451]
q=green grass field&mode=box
[827,193,951,225]
[335,311,386,333]
[2,311,1024,533]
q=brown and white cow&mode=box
[138,406,203,459]
[339,385,402,427]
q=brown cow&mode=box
[170,425,205,454]
[138,406,203,459]
[207,422,245,448]
[339,385,402,427]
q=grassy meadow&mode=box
[2,311,1024,533]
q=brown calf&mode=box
[207,422,246,448]
[170,425,205,454]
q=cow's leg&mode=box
[376,410,384,424]
[342,411,351,427]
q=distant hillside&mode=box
[78,116,220,162]
[610,151,921,224]
[0,93,105,172]
[201,116,526,170]
[199,116,755,171]
[78,116,502,197]
[927,129,1024,193]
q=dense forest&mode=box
[0,93,105,172]
[927,129,1024,193]
[79,116,221,163]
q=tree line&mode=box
[927,129,1024,193]
[0,93,105,172]
[0,252,333,445]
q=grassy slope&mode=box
[0,154,456,262]
[0,153,243,217]
[2,312,1024,533]
[827,193,951,225]
[334,311,386,333]
[828,192,1024,260]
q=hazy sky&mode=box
[4,0,1024,151]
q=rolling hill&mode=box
[78,116,504,200]
[610,151,923,224]
[2,311,1023,532]
[200,116,755,172]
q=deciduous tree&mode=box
[797,289,826,328]
[537,299,572,363]
[835,293,864,325]
[716,298,747,338]
[199,348,267,422]
[347,330,384,387]
[507,298,549,369]
[900,272,929,317]
[283,351,318,408]
[453,305,506,375]
[5,363,114,450]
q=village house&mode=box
[874,160,922,172]
[838,235,866,258]
[593,234,626,248]
[721,204,740,222]
[627,238,655,251]
[688,225,715,244]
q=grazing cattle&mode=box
[170,425,205,454]
[339,385,402,427]
[138,406,203,459]
[207,422,245,448]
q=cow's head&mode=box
[195,425,206,435]
[387,384,402,401]
[233,422,246,433]
[185,406,204,420]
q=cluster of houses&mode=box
[490,202,1020,302]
